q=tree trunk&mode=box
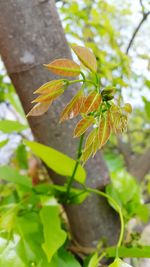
[0,0,119,247]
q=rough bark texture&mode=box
[0,0,119,246]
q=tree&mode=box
[0,0,119,247]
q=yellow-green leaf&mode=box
[81,144,93,165]
[92,129,100,156]
[98,115,111,149]
[72,45,97,72]
[84,128,97,149]
[26,102,52,117]
[74,117,95,137]
[109,258,132,267]
[32,89,64,103]
[81,92,102,114]
[40,205,67,262]
[33,80,65,94]
[123,103,132,113]
[44,58,80,77]
[60,90,84,122]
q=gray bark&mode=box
[0,0,119,247]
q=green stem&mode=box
[85,187,124,252]
[66,134,84,199]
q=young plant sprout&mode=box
[27,45,132,164]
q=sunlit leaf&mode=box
[0,165,32,188]
[40,205,67,262]
[32,89,64,103]
[84,128,97,149]
[33,80,65,94]
[24,140,86,184]
[109,258,132,267]
[106,245,150,258]
[98,115,111,149]
[26,102,52,117]
[123,103,132,114]
[60,90,84,122]
[81,92,102,114]
[0,139,8,148]
[74,117,95,137]
[44,58,80,77]
[92,129,99,156]
[0,120,28,133]
[86,252,99,267]
[72,46,97,72]
[81,143,93,165]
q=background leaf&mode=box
[40,205,67,262]
[0,120,28,133]
[0,166,32,188]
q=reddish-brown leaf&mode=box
[81,92,102,114]
[98,115,111,149]
[26,102,52,117]
[72,46,97,72]
[33,80,65,94]
[32,89,64,103]
[74,117,95,138]
[60,90,84,122]
[44,59,80,77]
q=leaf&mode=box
[44,58,80,77]
[84,252,99,267]
[92,129,99,156]
[81,143,93,165]
[74,117,95,137]
[0,120,28,133]
[106,246,150,258]
[51,248,82,267]
[32,89,64,103]
[81,92,102,114]
[109,258,132,267]
[24,140,86,184]
[0,206,17,232]
[98,115,111,149]
[60,90,84,122]
[123,103,132,114]
[26,102,52,117]
[72,46,97,72]
[0,139,8,148]
[40,205,67,262]
[0,166,32,188]
[33,80,65,94]
[84,128,97,149]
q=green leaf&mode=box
[0,166,32,188]
[0,139,8,148]
[15,143,28,169]
[0,120,28,133]
[106,246,150,258]
[142,96,150,119]
[87,252,99,267]
[40,205,67,262]
[24,140,86,184]
[0,237,26,267]
[109,258,132,267]
[51,248,81,267]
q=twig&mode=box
[126,11,150,54]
